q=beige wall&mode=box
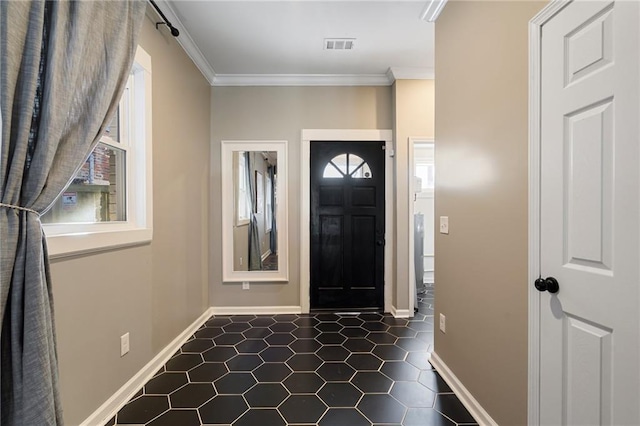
[51,10,211,425]
[210,86,392,307]
[434,2,545,425]
[392,80,435,309]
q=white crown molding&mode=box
[387,67,435,83]
[420,0,449,22]
[151,1,217,85]
[149,4,434,87]
[212,74,392,87]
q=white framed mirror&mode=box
[221,140,288,282]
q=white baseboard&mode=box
[390,306,412,318]
[429,352,498,426]
[81,308,214,426]
[210,306,302,315]
[261,249,272,262]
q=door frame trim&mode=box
[300,129,394,314]
[528,1,572,424]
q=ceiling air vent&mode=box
[324,38,355,51]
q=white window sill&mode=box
[45,227,152,260]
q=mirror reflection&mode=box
[232,151,278,271]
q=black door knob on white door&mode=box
[535,276,559,294]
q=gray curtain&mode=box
[268,165,277,254]
[0,1,145,424]
[245,153,262,271]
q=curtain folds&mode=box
[0,1,145,424]
[268,165,277,254]
[245,152,262,271]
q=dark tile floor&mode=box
[109,284,477,425]
[262,254,278,271]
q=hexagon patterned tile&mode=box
[110,283,477,425]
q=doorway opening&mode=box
[410,138,435,341]
[300,129,394,314]
[309,141,386,311]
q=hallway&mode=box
[108,285,476,425]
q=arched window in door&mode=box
[322,153,372,179]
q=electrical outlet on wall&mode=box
[439,314,446,333]
[120,332,130,356]
[242,282,250,290]
[240,257,243,266]
[439,216,449,234]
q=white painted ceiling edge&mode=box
[151,0,442,86]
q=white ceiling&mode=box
[159,0,435,86]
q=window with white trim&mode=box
[43,46,153,258]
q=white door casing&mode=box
[300,129,394,314]
[530,1,640,425]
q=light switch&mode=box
[440,216,449,234]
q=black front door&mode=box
[310,141,385,311]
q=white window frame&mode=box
[44,46,153,259]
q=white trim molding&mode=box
[430,352,498,426]
[148,4,435,88]
[147,4,434,88]
[210,306,302,316]
[528,2,570,425]
[386,67,435,83]
[419,0,448,22]
[80,308,214,426]
[213,74,392,87]
[390,307,412,318]
[300,129,394,314]
[149,1,216,85]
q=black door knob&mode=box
[535,276,559,294]
[376,240,384,246]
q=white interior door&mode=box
[538,0,640,424]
